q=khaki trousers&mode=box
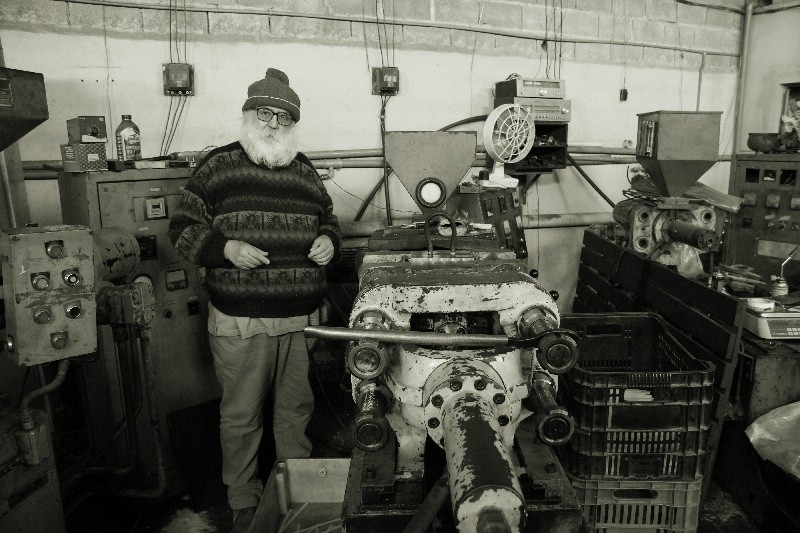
[210,330,313,509]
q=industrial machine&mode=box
[58,168,219,492]
[0,224,157,531]
[493,78,569,172]
[725,153,800,290]
[305,132,584,532]
[595,111,723,270]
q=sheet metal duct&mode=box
[0,68,48,152]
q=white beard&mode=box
[239,113,298,169]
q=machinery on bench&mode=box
[596,111,724,269]
[305,130,585,532]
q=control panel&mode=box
[1,226,97,365]
[726,154,800,287]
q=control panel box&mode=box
[1,225,97,365]
[725,154,800,288]
[372,67,399,95]
[493,96,571,123]
[163,63,195,96]
[494,78,566,99]
[57,169,219,455]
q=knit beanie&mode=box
[241,68,301,122]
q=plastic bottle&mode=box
[115,115,141,161]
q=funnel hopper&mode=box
[635,111,721,197]
[385,131,476,215]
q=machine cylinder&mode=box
[93,227,140,282]
[351,383,391,452]
[529,372,575,446]
[536,333,579,374]
[664,220,719,251]
[442,393,524,532]
[518,306,557,338]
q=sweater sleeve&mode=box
[296,152,343,263]
[168,157,230,268]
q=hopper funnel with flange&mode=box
[635,111,721,197]
[384,131,476,215]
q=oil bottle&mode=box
[115,115,141,161]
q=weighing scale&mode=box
[744,295,800,339]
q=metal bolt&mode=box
[545,462,557,474]
[493,394,506,405]
[365,469,375,480]
[474,379,487,391]
[319,467,328,477]
[449,379,462,391]
[498,415,509,426]
[428,417,440,429]
[431,395,443,407]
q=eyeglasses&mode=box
[256,108,294,126]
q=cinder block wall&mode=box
[0,0,745,312]
[1,0,742,69]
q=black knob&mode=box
[163,310,173,319]
[549,290,559,301]
[529,269,539,278]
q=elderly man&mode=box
[168,68,341,532]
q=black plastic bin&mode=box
[558,313,715,481]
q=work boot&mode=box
[232,506,257,533]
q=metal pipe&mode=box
[424,211,457,257]
[0,152,18,227]
[55,0,739,57]
[106,328,166,499]
[566,153,616,208]
[19,359,70,430]
[732,2,754,158]
[696,53,706,112]
[305,325,511,347]
[36,365,54,431]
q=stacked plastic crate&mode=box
[559,313,715,533]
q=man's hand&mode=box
[308,235,334,266]
[224,240,270,269]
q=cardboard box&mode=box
[60,143,107,172]
[66,116,108,143]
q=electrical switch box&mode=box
[163,63,195,96]
[0,226,97,365]
[372,67,399,95]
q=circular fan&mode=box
[482,104,536,182]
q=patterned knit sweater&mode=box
[168,142,341,318]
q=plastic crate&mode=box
[560,313,715,434]
[570,476,701,532]
[559,445,706,480]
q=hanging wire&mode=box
[165,96,188,154]
[375,0,386,67]
[361,0,371,71]
[327,179,416,215]
[160,97,176,156]
[183,0,188,63]
[391,0,396,66]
